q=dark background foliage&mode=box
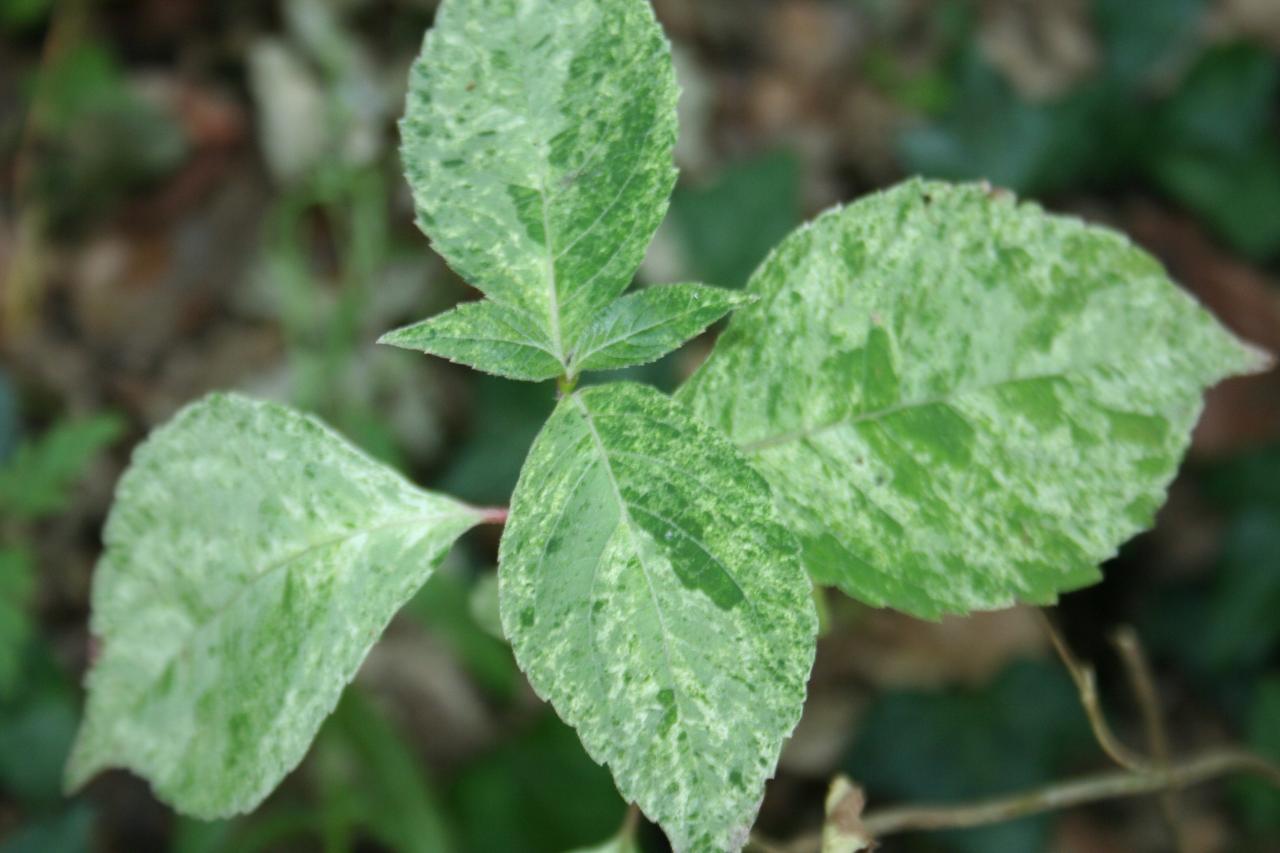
[1,1,1278,850]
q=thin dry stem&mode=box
[860,748,1280,838]
[1037,610,1151,771]
[476,506,510,526]
[1112,625,1187,852]
[772,748,1280,852]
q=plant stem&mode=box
[477,506,509,526]
[860,748,1280,837]
[1112,625,1187,852]
[1037,610,1151,771]
[769,749,1280,852]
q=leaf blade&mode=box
[401,0,679,363]
[571,284,753,375]
[66,393,483,818]
[379,300,564,381]
[499,382,817,853]
[680,179,1268,619]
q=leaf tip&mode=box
[1239,340,1276,376]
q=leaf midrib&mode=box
[571,394,695,752]
[740,369,1078,452]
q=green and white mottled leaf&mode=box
[681,179,1268,619]
[65,393,484,818]
[401,0,679,369]
[379,300,563,381]
[571,284,753,375]
[499,382,817,853]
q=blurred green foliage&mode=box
[0,412,121,699]
[0,647,93,853]
[409,567,519,702]
[27,44,185,231]
[447,713,627,853]
[0,0,51,32]
[896,0,1280,258]
[0,414,123,520]
[1237,677,1280,833]
[1143,442,1280,841]
[668,151,802,290]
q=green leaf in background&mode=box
[449,713,626,853]
[0,0,52,30]
[380,300,565,382]
[0,549,35,699]
[681,179,1265,619]
[668,151,802,289]
[1146,44,1280,259]
[0,643,81,806]
[1236,676,1280,832]
[309,691,455,853]
[409,568,519,701]
[896,50,1124,196]
[1185,510,1280,673]
[564,832,640,853]
[500,382,817,852]
[65,393,484,818]
[571,284,752,375]
[0,371,17,462]
[1094,0,1206,89]
[440,375,558,506]
[0,804,94,853]
[0,414,123,519]
[400,0,678,371]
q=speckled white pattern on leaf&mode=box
[681,179,1268,619]
[499,382,817,853]
[65,394,483,818]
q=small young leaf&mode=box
[65,394,484,818]
[379,300,564,382]
[401,0,679,368]
[500,382,817,853]
[680,179,1268,619]
[571,284,753,375]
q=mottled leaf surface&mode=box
[500,383,816,853]
[401,0,678,369]
[681,179,1266,619]
[66,394,483,817]
[379,300,564,381]
[572,284,752,375]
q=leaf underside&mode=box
[65,394,482,818]
[399,0,679,376]
[680,179,1267,619]
[499,382,817,853]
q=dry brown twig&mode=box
[753,613,1280,852]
